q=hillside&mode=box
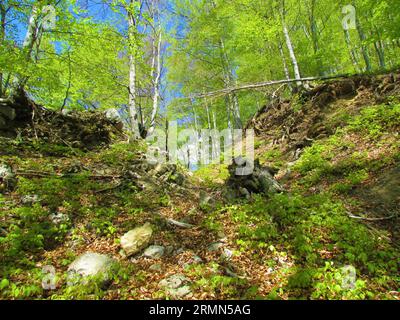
[1,73,399,300]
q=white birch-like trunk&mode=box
[282,22,302,88]
[219,38,242,129]
[148,29,162,136]
[343,28,361,72]
[127,0,140,138]
[10,5,41,93]
[278,41,291,81]
[355,15,371,72]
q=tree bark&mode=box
[374,41,385,69]
[219,38,242,129]
[0,3,6,96]
[148,28,162,136]
[343,28,360,72]
[308,0,323,75]
[281,7,302,89]
[354,13,371,72]
[10,4,41,94]
[127,0,140,138]
[278,41,291,83]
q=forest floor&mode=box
[0,72,399,300]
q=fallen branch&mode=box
[15,170,122,180]
[347,212,397,221]
[190,73,354,99]
[166,218,194,229]
[154,212,195,229]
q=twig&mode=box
[60,50,72,112]
[189,70,396,99]
[347,212,396,221]
[15,170,122,180]
[166,218,194,229]
[190,74,353,99]
[154,213,195,229]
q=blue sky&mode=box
[6,0,190,121]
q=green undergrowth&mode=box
[292,102,400,190]
[204,193,399,299]
[198,102,400,299]
[0,140,175,299]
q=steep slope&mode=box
[195,72,400,299]
[0,73,399,300]
[249,73,400,233]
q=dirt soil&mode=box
[247,72,400,155]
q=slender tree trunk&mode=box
[343,28,360,72]
[282,22,302,87]
[308,0,323,75]
[10,4,41,94]
[212,109,217,130]
[127,0,140,138]
[225,95,232,130]
[148,29,162,136]
[374,41,385,69]
[205,99,211,130]
[22,6,40,59]
[219,38,242,129]
[231,88,241,129]
[278,41,291,85]
[354,13,371,72]
[192,103,202,165]
[165,118,169,162]
[309,0,318,54]
[0,4,6,96]
[372,26,385,69]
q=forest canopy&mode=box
[1,0,399,135]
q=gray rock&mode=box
[149,263,162,272]
[169,285,192,298]
[0,106,16,120]
[168,172,185,185]
[104,108,124,130]
[49,212,69,225]
[0,164,13,180]
[61,109,73,116]
[227,157,284,198]
[120,223,153,257]
[0,163,16,191]
[159,274,192,298]
[152,163,166,176]
[208,242,224,252]
[239,187,250,198]
[199,190,212,207]
[104,108,121,121]
[21,194,40,205]
[143,245,165,259]
[67,252,115,285]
